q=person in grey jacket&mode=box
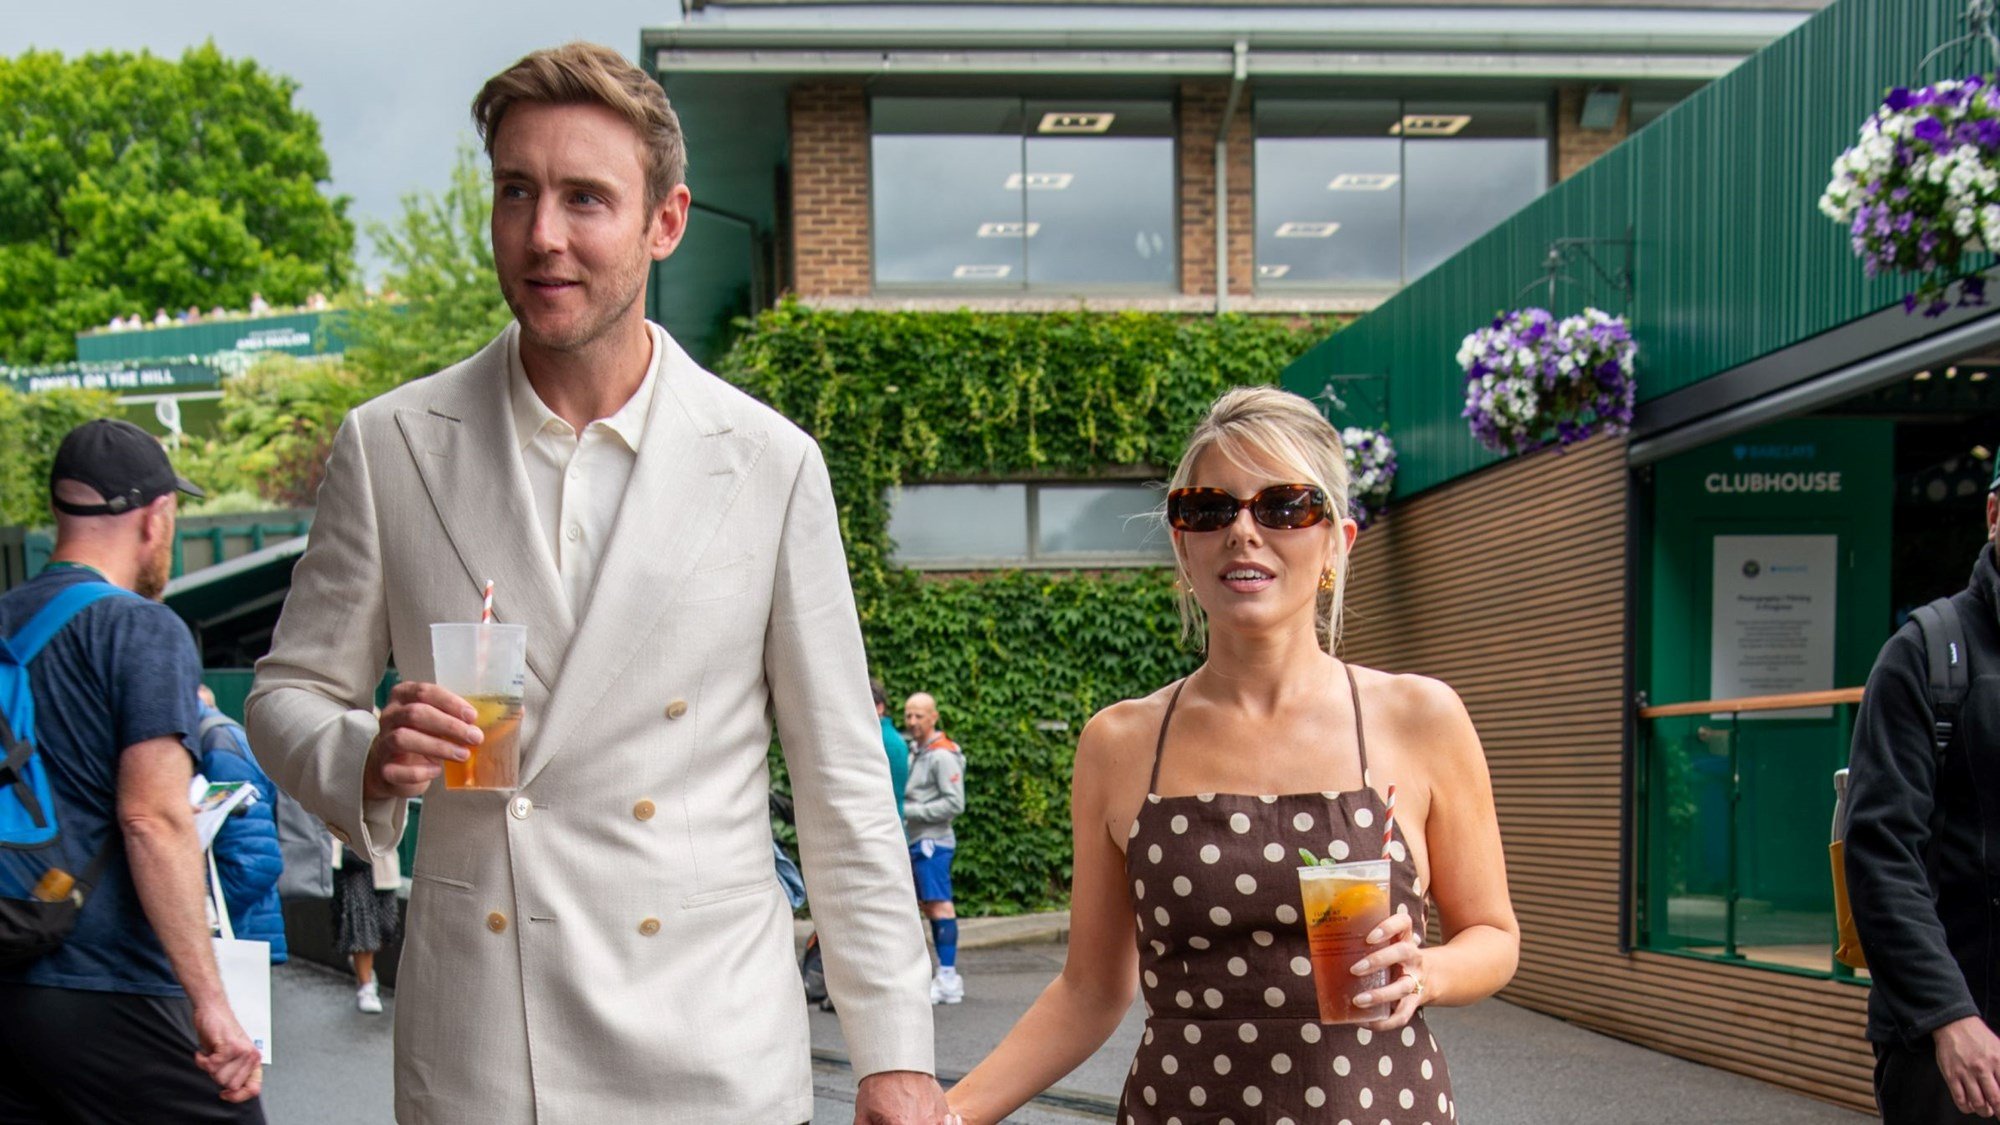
[903,693,966,1004]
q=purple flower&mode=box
[1913,117,1947,145]
[1885,87,1914,111]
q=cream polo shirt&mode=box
[508,327,659,617]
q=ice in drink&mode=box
[443,693,522,790]
[430,622,527,792]
[1298,860,1392,1024]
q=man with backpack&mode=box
[0,420,263,1120]
[1846,458,2000,1123]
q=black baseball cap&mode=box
[50,419,203,517]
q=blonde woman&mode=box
[945,387,1518,1124]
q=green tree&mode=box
[172,146,508,510]
[341,146,511,394]
[0,389,121,526]
[0,43,354,364]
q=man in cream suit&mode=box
[246,43,941,1124]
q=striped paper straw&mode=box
[1382,784,1397,858]
[479,580,495,623]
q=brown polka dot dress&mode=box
[1117,668,1456,1125]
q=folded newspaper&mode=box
[188,775,258,852]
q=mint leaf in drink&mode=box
[1299,847,1322,867]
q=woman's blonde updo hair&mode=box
[1165,386,1354,655]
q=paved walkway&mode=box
[260,931,1874,1123]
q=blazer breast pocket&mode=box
[675,553,753,605]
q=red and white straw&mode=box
[1382,784,1397,857]
[479,579,495,623]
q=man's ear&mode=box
[648,184,693,262]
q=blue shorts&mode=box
[909,839,955,903]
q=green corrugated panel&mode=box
[1285,0,1992,497]
[74,310,344,363]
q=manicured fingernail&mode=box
[1366,927,1384,943]
[1353,992,1373,1006]
[1351,958,1371,974]
[466,727,483,745]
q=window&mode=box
[1254,99,1551,290]
[871,98,1177,291]
[887,481,1170,568]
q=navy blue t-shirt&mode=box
[0,566,202,996]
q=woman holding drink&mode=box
[944,387,1518,1124]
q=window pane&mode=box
[1253,136,1403,287]
[888,484,1028,562]
[1402,137,1548,279]
[1255,100,1403,287]
[872,98,1025,287]
[1035,484,1170,557]
[1021,100,1176,288]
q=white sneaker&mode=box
[356,981,383,1014]
[929,969,964,1005]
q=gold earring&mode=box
[1319,566,1337,592]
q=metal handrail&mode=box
[1638,687,1865,720]
[1636,686,1867,977]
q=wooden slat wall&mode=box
[1338,435,1876,1114]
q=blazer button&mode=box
[665,700,688,720]
[510,796,533,820]
[633,799,656,821]
[486,912,508,933]
[638,917,661,937]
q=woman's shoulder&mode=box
[1075,681,1184,774]
[1347,663,1478,752]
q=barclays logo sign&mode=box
[1732,443,1816,461]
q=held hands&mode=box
[1353,911,1427,1033]
[364,681,480,800]
[191,1000,263,1103]
[854,1070,949,1124]
[1935,1015,2000,1117]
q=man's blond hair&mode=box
[472,42,687,206]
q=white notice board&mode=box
[1709,534,1838,720]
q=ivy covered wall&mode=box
[718,303,1332,911]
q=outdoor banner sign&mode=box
[0,358,225,396]
[1708,533,1839,720]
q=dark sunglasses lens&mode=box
[1253,486,1323,529]
[1170,491,1237,531]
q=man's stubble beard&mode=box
[502,236,654,355]
[135,540,171,601]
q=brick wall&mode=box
[1179,81,1256,298]
[789,82,871,297]
[1556,86,1631,182]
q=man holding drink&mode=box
[247,42,940,1124]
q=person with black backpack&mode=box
[1846,457,2000,1123]
[0,420,263,1120]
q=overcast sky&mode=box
[4,1,681,280]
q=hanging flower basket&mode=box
[1457,307,1637,456]
[1820,75,2000,316]
[1340,426,1396,528]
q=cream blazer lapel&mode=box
[392,326,574,696]
[522,328,769,790]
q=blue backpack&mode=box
[0,580,142,965]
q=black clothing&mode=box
[0,980,265,1123]
[1874,1039,1985,1125]
[1846,543,2000,1046]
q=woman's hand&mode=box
[1352,911,1426,1032]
